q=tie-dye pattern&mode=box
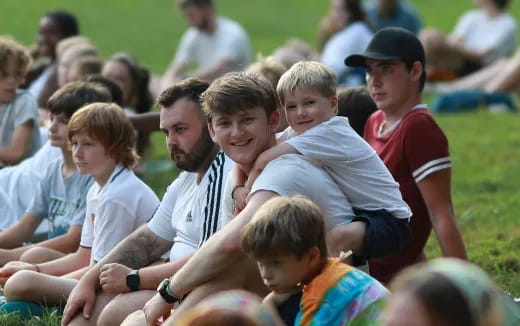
[295,258,388,326]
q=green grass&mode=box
[1,1,519,324]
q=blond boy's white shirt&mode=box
[280,116,411,219]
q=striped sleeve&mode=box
[403,113,451,184]
[199,152,227,246]
[413,156,452,183]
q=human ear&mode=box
[207,122,217,142]
[411,61,423,82]
[268,109,281,134]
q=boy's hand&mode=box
[143,292,173,325]
[0,261,37,287]
[99,263,132,293]
[61,276,97,325]
[233,186,249,213]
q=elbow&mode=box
[220,233,243,257]
[1,150,25,165]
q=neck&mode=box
[382,94,422,127]
[196,145,220,183]
[484,5,502,17]
[303,258,328,286]
[95,163,117,188]
[61,149,76,178]
[204,14,217,34]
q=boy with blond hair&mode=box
[0,37,40,166]
[241,195,388,325]
[234,61,411,261]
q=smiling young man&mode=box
[345,27,467,284]
[61,78,231,326]
[135,72,374,326]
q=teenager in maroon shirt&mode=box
[345,27,467,283]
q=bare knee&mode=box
[120,310,146,326]
[20,246,64,264]
[98,291,154,326]
[326,221,366,257]
[4,270,40,301]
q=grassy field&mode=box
[1,0,519,324]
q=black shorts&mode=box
[353,208,410,261]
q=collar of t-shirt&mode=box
[377,104,427,137]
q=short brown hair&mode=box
[202,72,278,122]
[47,81,112,118]
[68,103,138,168]
[277,61,336,106]
[240,195,328,259]
[177,0,212,9]
[0,37,31,78]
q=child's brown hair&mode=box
[240,195,328,260]
[68,103,138,168]
[0,37,31,81]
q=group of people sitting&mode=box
[0,0,519,325]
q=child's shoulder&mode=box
[103,167,157,201]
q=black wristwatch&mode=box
[157,278,182,304]
[126,269,140,291]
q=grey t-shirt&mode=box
[26,158,93,238]
[0,90,41,159]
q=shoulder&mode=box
[9,90,37,110]
[104,168,158,202]
[400,109,444,135]
[218,16,247,34]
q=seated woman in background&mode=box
[102,53,153,157]
[383,258,520,326]
[320,0,373,86]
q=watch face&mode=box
[157,278,168,292]
[126,270,140,291]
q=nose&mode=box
[48,119,58,133]
[167,133,179,148]
[230,122,244,138]
[258,265,272,280]
[73,144,83,159]
[296,106,307,118]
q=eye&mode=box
[216,121,230,128]
[304,100,315,106]
[286,104,296,111]
[175,127,186,134]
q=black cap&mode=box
[344,27,425,67]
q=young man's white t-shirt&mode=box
[174,17,252,72]
[147,152,231,261]
[221,154,355,232]
[0,142,61,231]
[80,166,160,262]
[278,116,411,220]
[452,9,517,63]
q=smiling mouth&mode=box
[231,138,252,146]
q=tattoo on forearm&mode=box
[115,231,170,269]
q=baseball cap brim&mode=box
[344,52,403,67]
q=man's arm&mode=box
[99,253,193,293]
[0,121,33,165]
[61,225,172,324]
[168,190,277,297]
[161,61,188,92]
[417,169,467,259]
[0,214,41,249]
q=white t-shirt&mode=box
[0,90,41,159]
[147,152,231,261]
[247,154,355,231]
[452,9,517,63]
[80,166,159,262]
[321,22,373,85]
[279,116,411,219]
[175,17,252,72]
[0,142,61,229]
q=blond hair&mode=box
[240,195,328,259]
[68,103,138,168]
[0,36,31,77]
[276,61,336,106]
[246,55,287,90]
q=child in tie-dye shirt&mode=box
[240,195,388,326]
